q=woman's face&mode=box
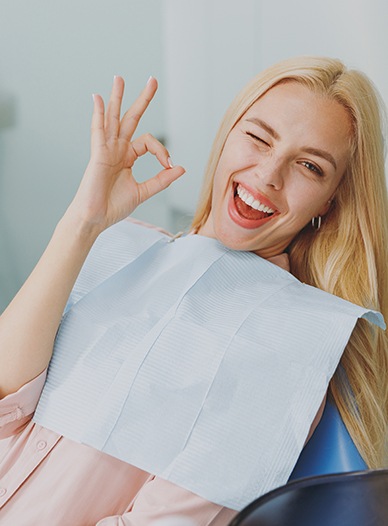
[198,81,353,258]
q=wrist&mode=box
[55,213,102,251]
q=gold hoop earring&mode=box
[311,216,322,231]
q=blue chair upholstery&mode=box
[229,470,388,525]
[289,400,367,480]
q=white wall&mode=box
[258,0,388,100]
[0,0,166,311]
[162,0,261,227]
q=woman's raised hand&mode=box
[0,77,185,397]
[67,76,185,233]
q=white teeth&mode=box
[236,185,275,213]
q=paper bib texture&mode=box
[34,220,384,510]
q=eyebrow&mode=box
[246,118,280,140]
[301,147,337,170]
[245,117,337,170]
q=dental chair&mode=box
[229,470,388,525]
[289,399,367,480]
[229,401,388,525]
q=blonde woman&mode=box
[192,56,388,469]
[0,57,387,525]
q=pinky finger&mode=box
[90,93,105,151]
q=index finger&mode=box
[119,76,158,142]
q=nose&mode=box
[255,157,285,190]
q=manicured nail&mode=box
[147,75,154,85]
[167,157,174,168]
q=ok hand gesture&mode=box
[67,76,185,233]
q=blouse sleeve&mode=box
[95,476,237,526]
[0,369,47,439]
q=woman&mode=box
[0,56,387,525]
[192,56,388,469]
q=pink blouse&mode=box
[0,371,237,525]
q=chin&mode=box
[213,222,257,252]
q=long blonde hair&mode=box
[192,56,388,467]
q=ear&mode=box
[318,197,333,217]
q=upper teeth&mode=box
[237,185,275,213]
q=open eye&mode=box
[246,132,270,146]
[300,160,324,176]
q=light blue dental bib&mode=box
[34,220,384,510]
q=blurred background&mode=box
[0,0,387,311]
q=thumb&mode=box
[137,165,186,203]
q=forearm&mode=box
[0,215,100,398]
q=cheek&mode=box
[288,183,328,217]
[212,158,234,191]
[213,152,256,193]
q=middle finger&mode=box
[105,76,125,139]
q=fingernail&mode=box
[167,157,174,168]
[147,75,154,85]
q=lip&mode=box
[228,183,279,230]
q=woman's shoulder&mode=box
[124,216,174,237]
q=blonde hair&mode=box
[192,56,388,468]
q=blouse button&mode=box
[0,488,7,497]
[36,440,47,450]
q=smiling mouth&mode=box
[234,184,276,220]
